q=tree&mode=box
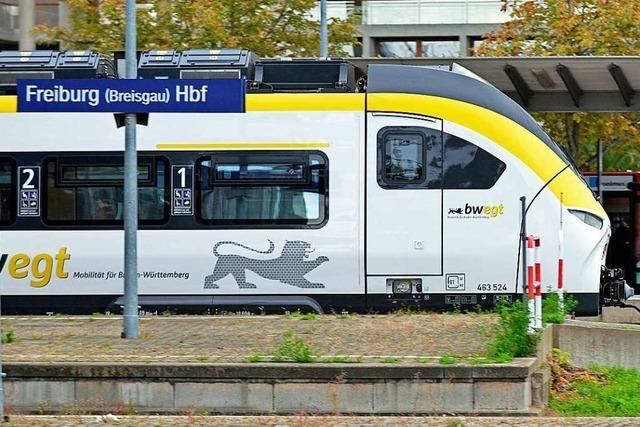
[476,0,640,170]
[34,0,360,57]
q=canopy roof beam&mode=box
[556,64,584,108]
[504,64,533,107]
[608,63,635,108]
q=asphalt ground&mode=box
[0,313,496,362]
[4,415,640,426]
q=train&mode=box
[0,49,622,315]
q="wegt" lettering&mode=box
[0,247,71,288]
[465,203,504,218]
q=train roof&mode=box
[0,49,574,167]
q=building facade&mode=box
[327,0,509,57]
[1,0,509,56]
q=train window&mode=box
[0,160,15,225]
[443,133,506,189]
[44,156,169,225]
[377,127,442,190]
[382,133,424,184]
[214,161,306,184]
[197,151,328,227]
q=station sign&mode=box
[15,79,245,113]
[587,175,634,192]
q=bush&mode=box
[486,299,538,361]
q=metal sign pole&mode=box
[320,0,328,57]
[122,0,139,339]
[597,139,604,202]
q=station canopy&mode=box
[350,56,640,113]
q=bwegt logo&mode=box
[0,248,70,288]
[449,203,505,218]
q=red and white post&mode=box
[526,236,536,333]
[558,193,565,311]
[534,237,543,329]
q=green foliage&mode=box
[543,292,577,324]
[379,356,401,364]
[486,299,538,362]
[439,355,458,365]
[34,0,360,58]
[289,310,317,321]
[272,329,317,363]
[550,365,640,416]
[195,355,209,362]
[321,355,363,363]
[245,354,264,363]
[477,0,640,169]
[552,348,572,368]
[1,330,16,344]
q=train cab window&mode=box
[0,160,15,225]
[197,152,328,227]
[377,127,442,189]
[443,133,506,189]
[382,133,424,184]
[44,157,168,225]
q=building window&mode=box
[421,40,461,57]
[443,133,506,189]
[44,156,169,225]
[0,159,15,225]
[197,151,328,228]
[377,40,417,58]
[376,38,461,57]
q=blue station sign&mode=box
[16,79,245,113]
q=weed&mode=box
[2,330,16,344]
[542,292,577,324]
[486,299,538,362]
[272,329,317,363]
[245,354,264,363]
[289,310,317,321]
[161,309,176,316]
[104,341,114,350]
[439,355,458,365]
[379,356,401,364]
[321,355,363,363]
[552,348,572,367]
[195,355,209,362]
[416,357,434,363]
[194,409,211,416]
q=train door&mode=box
[366,113,443,276]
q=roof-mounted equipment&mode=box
[137,49,256,80]
[250,57,357,92]
[0,50,116,95]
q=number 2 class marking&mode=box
[22,168,35,189]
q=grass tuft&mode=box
[272,329,317,363]
[439,355,458,365]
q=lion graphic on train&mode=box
[203,240,329,289]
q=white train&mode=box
[0,51,615,314]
